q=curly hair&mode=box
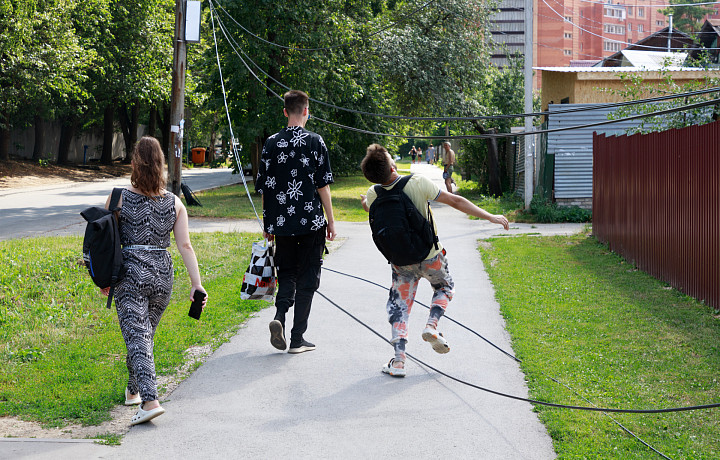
[361,143,393,184]
[131,136,166,196]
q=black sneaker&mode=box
[288,340,316,354]
[269,320,287,350]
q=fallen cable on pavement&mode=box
[315,288,720,415]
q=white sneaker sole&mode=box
[381,365,406,378]
[422,329,450,354]
[288,345,315,354]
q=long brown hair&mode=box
[131,136,166,196]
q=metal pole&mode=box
[523,0,534,210]
[168,0,187,197]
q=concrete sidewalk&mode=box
[2,163,583,459]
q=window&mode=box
[627,6,633,15]
[638,7,644,17]
[656,20,665,26]
[638,24,644,32]
[628,23,632,32]
[604,40,623,52]
[564,49,572,56]
[604,24,626,34]
[565,15,573,22]
[604,6,625,19]
[564,32,572,39]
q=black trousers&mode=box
[274,228,325,342]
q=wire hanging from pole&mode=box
[209,2,264,232]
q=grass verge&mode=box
[0,233,265,427]
[186,175,372,222]
[479,232,720,458]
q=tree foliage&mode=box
[660,1,715,33]
[201,0,520,176]
[605,64,720,134]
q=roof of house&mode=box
[534,66,707,72]
[598,26,698,67]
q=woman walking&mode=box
[104,136,207,425]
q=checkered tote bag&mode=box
[240,239,277,301]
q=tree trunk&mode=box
[118,101,139,163]
[32,115,45,161]
[472,122,503,197]
[101,104,114,164]
[148,105,157,138]
[57,121,75,165]
[126,102,139,163]
[0,126,9,162]
[158,101,171,159]
[485,131,502,197]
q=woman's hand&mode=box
[190,286,208,306]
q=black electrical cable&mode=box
[320,266,672,458]
[321,267,520,362]
[213,14,720,141]
[315,290,720,414]
[211,0,437,52]
[310,96,720,139]
[212,0,720,122]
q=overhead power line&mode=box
[211,0,437,52]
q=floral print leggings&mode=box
[386,250,454,363]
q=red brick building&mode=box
[533,0,713,87]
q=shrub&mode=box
[527,195,591,223]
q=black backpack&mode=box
[369,174,439,266]
[80,188,126,309]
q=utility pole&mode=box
[523,0,534,210]
[168,0,187,197]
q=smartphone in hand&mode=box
[188,290,206,320]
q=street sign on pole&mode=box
[168,0,187,197]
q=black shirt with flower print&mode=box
[255,126,334,236]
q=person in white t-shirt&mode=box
[360,143,509,377]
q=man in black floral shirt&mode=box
[256,90,336,354]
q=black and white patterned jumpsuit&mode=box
[115,189,176,402]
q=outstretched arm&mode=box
[435,190,509,230]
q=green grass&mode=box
[0,233,266,427]
[186,175,374,222]
[454,177,525,217]
[478,232,720,459]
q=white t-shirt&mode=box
[365,174,443,260]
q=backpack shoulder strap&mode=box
[109,188,123,210]
[395,174,413,191]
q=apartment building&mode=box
[534,0,672,87]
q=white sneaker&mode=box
[422,326,450,354]
[381,358,406,378]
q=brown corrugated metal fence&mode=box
[593,121,720,311]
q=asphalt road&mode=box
[0,167,244,241]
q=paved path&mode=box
[1,163,585,458]
[0,167,245,241]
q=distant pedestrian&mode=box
[441,141,456,193]
[255,89,337,354]
[410,146,417,164]
[106,136,207,426]
[360,143,508,377]
[426,144,435,164]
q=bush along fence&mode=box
[593,120,720,311]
